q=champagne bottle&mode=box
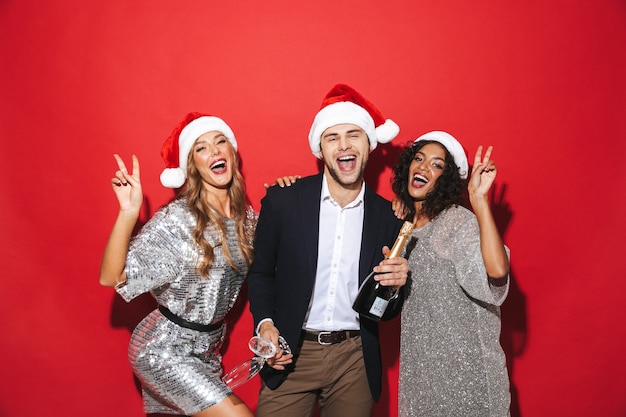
[352,221,414,321]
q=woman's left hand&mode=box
[264,175,301,188]
[468,145,497,198]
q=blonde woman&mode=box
[100,113,261,417]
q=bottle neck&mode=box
[387,236,408,258]
[386,221,414,259]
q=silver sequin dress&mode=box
[115,197,256,415]
[399,205,511,417]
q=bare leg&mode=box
[192,394,254,417]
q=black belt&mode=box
[302,330,360,345]
[158,305,223,332]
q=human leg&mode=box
[256,340,327,417]
[192,394,253,417]
[318,336,373,417]
[256,382,319,417]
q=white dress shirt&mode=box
[304,175,364,331]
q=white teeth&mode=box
[211,161,226,170]
[338,156,355,161]
[413,174,428,183]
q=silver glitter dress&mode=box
[115,198,256,415]
[399,205,511,417]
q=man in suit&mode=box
[247,84,408,417]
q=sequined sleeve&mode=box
[116,199,199,302]
[245,205,258,246]
[434,206,510,306]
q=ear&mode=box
[317,141,325,159]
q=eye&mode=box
[432,162,444,170]
[195,145,206,153]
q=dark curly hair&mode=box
[391,140,465,222]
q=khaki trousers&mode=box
[256,336,373,417]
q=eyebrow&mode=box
[195,133,226,145]
[210,132,227,140]
[416,151,445,162]
[323,128,363,139]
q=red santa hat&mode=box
[160,112,237,188]
[308,84,400,158]
[413,131,469,179]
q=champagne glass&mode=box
[222,335,291,390]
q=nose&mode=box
[338,135,352,150]
[208,143,220,155]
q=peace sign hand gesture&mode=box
[110,154,143,214]
[466,146,510,280]
[468,145,497,200]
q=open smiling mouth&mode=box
[337,155,356,171]
[412,174,428,185]
[210,161,226,171]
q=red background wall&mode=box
[1,1,625,416]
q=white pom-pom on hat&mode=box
[159,167,187,189]
[375,119,400,144]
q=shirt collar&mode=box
[321,174,365,208]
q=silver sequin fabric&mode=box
[399,205,511,417]
[115,197,256,415]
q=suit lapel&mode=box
[298,174,323,282]
[359,187,383,285]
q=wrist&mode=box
[257,318,274,335]
[469,194,490,209]
[117,207,140,218]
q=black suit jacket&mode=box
[247,173,404,401]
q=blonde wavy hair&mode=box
[180,143,254,277]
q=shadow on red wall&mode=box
[490,183,527,417]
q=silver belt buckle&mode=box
[317,331,332,345]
